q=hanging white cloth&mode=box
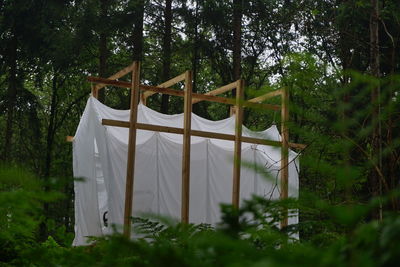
[72,97,299,246]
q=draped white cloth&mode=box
[72,97,299,246]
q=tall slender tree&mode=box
[232,0,243,95]
[98,0,109,102]
[132,0,145,61]
[3,30,17,162]
[369,0,382,216]
[160,0,173,113]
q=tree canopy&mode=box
[1,0,400,265]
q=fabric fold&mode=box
[72,97,299,246]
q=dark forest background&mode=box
[1,0,400,266]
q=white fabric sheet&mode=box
[72,97,299,246]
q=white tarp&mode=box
[72,97,299,246]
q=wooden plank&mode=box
[94,62,135,91]
[88,76,131,88]
[181,70,193,224]
[280,86,289,228]
[141,84,184,97]
[248,89,283,103]
[192,81,237,104]
[101,119,306,150]
[102,119,183,134]
[138,123,183,135]
[140,92,147,105]
[87,76,281,111]
[102,119,130,128]
[123,61,140,238]
[229,106,235,116]
[232,79,244,208]
[91,84,98,99]
[142,72,186,99]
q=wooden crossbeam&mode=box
[81,65,301,233]
[141,72,186,103]
[94,63,135,93]
[101,119,306,150]
[87,76,280,111]
[192,81,237,104]
[248,89,283,103]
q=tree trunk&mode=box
[98,0,109,103]
[123,0,144,110]
[369,0,382,218]
[191,0,202,115]
[40,73,59,240]
[232,0,242,94]
[132,0,144,62]
[44,74,58,178]
[3,31,18,162]
[161,0,172,114]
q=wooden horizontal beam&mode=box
[192,81,237,104]
[141,84,280,111]
[94,63,135,91]
[101,119,306,150]
[102,119,184,134]
[142,72,186,99]
[89,76,131,88]
[88,76,280,111]
[248,89,283,103]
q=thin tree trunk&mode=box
[232,0,242,94]
[336,0,354,203]
[123,0,144,110]
[44,75,58,178]
[4,32,18,162]
[98,0,109,103]
[369,0,382,218]
[132,0,144,62]
[381,11,397,210]
[191,1,200,115]
[161,0,172,114]
[40,73,58,240]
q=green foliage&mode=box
[8,194,400,266]
[1,0,400,265]
[0,166,51,264]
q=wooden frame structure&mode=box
[72,61,305,237]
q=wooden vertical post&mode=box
[280,86,289,228]
[232,79,244,208]
[91,84,98,99]
[229,106,236,116]
[181,70,192,223]
[123,61,140,238]
[140,93,147,105]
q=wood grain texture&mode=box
[280,86,289,228]
[142,72,186,99]
[192,81,237,104]
[248,89,282,103]
[181,70,192,223]
[123,61,140,238]
[87,76,280,111]
[232,79,244,208]
[101,119,306,150]
[94,62,135,92]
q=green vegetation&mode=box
[1,161,400,266]
[1,0,400,266]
